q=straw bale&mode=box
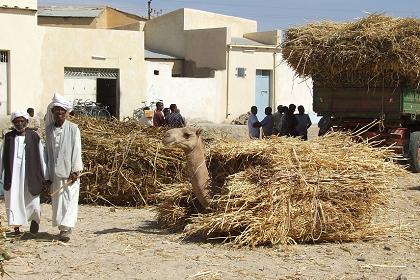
[73,116,186,206]
[281,14,420,88]
[157,133,407,246]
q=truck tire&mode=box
[409,131,420,173]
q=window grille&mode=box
[0,51,8,63]
[236,67,246,78]
[64,67,118,79]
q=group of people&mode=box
[0,94,83,242]
[247,104,312,140]
[139,102,186,128]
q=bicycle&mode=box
[72,99,111,120]
[132,99,163,121]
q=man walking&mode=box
[45,94,83,242]
[0,111,46,235]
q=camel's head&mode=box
[162,127,203,151]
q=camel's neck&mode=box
[185,137,211,209]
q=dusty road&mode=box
[1,173,419,280]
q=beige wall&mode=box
[0,7,42,115]
[144,9,185,58]
[183,8,256,36]
[40,26,146,118]
[96,7,144,29]
[185,27,228,70]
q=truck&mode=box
[313,86,420,172]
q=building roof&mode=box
[145,49,183,60]
[38,6,104,18]
[230,37,272,47]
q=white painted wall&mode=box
[275,58,316,122]
[145,61,225,123]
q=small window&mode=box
[0,51,8,63]
[154,70,160,75]
[236,67,246,78]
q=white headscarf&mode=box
[11,111,30,122]
[44,93,73,127]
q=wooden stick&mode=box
[50,172,93,196]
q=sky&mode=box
[38,0,420,31]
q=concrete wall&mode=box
[185,27,228,70]
[40,26,146,118]
[0,7,42,115]
[145,61,225,123]
[183,8,256,36]
[144,9,185,58]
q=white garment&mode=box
[47,122,82,229]
[11,111,29,121]
[247,114,260,139]
[0,136,45,227]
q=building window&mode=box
[0,51,8,63]
[236,67,246,78]
[154,70,160,75]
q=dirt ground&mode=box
[0,123,419,279]
[0,173,418,280]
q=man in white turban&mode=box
[0,111,47,235]
[45,93,83,242]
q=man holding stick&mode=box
[45,94,83,242]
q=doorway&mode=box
[0,51,9,115]
[97,78,118,118]
[255,70,271,120]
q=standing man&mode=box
[153,101,165,127]
[0,111,46,235]
[280,104,298,137]
[295,105,312,140]
[260,107,274,137]
[27,108,41,131]
[272,105,285,135]
[247,106,260,139]
[166,104,186,128]
[45,94,83,242]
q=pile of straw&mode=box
[157,133,407,246]
[281,14,420,88]
[74,117,186,206]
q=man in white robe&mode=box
[0,111,46,235]
[45,94,83,242]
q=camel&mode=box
[162,127,211,209]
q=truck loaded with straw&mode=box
[282,14,420,171]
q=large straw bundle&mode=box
[157,133,407,246]
[282,14,420,88]
[73,117,186,206]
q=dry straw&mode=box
[157,133,408,246]
[73,117,186,206]
[281,14,420,88]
